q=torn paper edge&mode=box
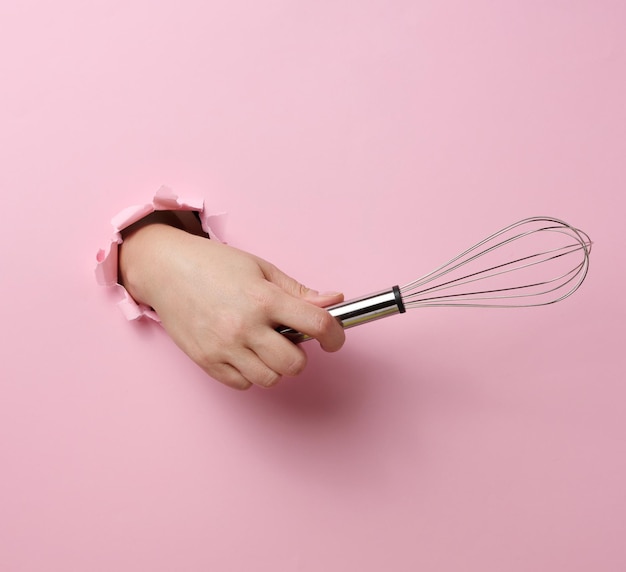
[95,185,226,322]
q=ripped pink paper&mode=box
[95,186,224,321]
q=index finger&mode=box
[269,289,345,352]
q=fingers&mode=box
[257,260,346,351]
[268,289,346,352]
[253,330,308,377]
[303,290,344,308]
[205,356,280,390]
[259,260,344,306]
[198,331,312,390]
[203,363,252,391]
[259,259,317,299]
[233,348,282,388]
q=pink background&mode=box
[1,1,625,570]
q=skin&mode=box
[118,217,346,390]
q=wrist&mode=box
[119,222,187,307]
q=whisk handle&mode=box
[277,286,405,344]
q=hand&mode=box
[118,222,346,390]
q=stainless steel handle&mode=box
[277,285,405,343]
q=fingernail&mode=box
[319,291,342,297]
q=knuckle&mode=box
[313,310,336,335]
[260,260,276,273]
[223,374,252,391]
[233,379,252,391]
[256,370,281,388]
[206,364,251,391]
[296,282,310,298]
[212,312,251,347]
[249,286,276,313]
[194,349,221,371]
[225,315,249,343]
[284,352,307,376]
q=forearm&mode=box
[119,219,188,308]
[119,209,208,304]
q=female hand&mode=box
[118,222,345,389]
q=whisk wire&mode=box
[399,221,549,291]
[403,263,585,307]
[403,222,583,291]
[403,240,585,300]
[400,217,591,309]
[278,216,591,342]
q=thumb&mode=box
[302,289,345,308]
[259,260,344,307]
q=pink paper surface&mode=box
[1,1,625,571]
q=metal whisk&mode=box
[278,217,591,343]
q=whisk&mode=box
[278,217,591,343]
